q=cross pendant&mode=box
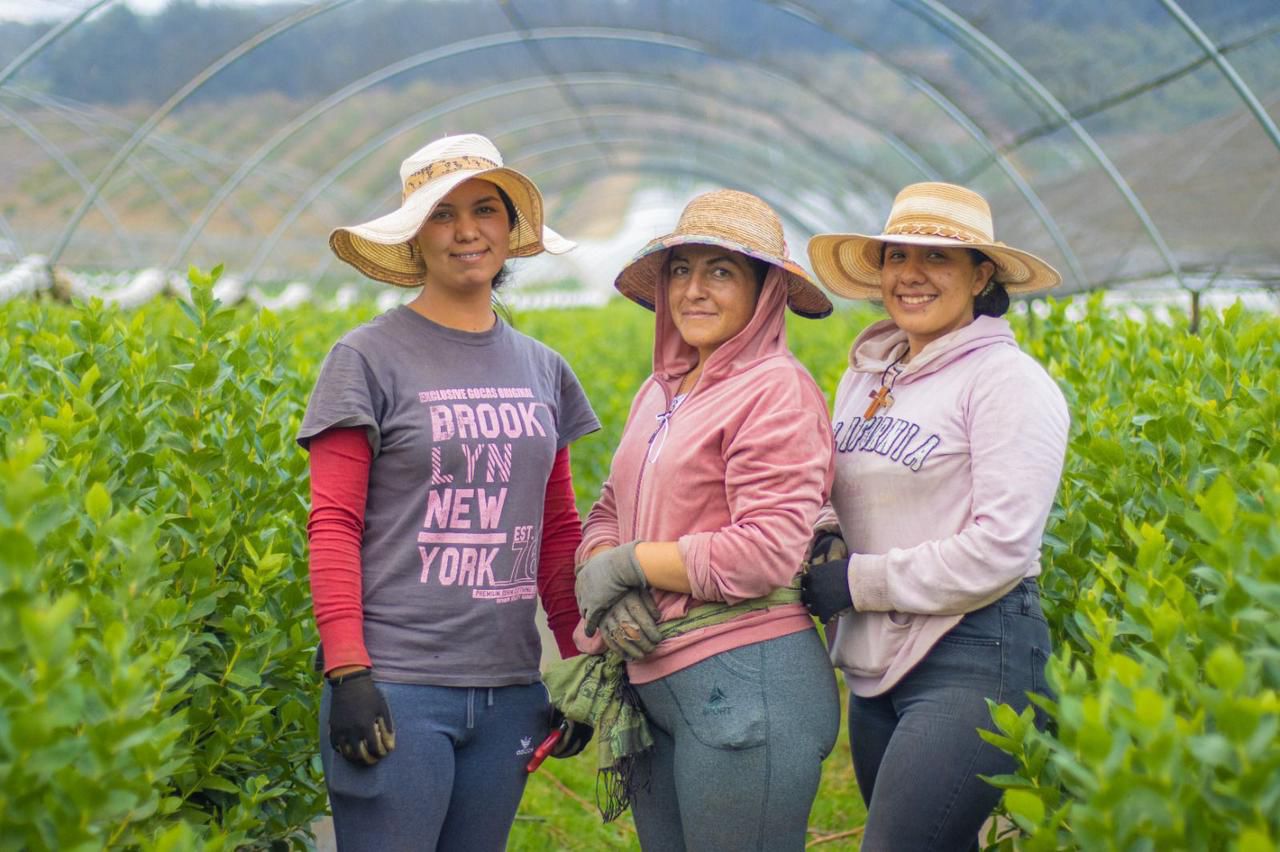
[863,386,893,419]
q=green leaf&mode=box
[1005,789,1045,828]
[85,481,112,524]
[1196,476,1237,535]
[1206,645,1246,691]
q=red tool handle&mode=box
[525,723,567,773]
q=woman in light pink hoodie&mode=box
[569,190,840,851]
[805,182,1070,851]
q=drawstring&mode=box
[646,394,686,463]
[465,688,496,730]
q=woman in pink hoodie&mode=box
[804,182,1070,851]
[565,190,840,851]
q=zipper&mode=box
[631,377,676,540]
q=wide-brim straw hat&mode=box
[329,133,574,286]
[808,182,1061,300]
[615,189,833,319]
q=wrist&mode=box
[326,665,371,684]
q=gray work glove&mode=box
[597,589,663,661]
[575,542,647,638]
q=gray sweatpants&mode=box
[631,627,840,851]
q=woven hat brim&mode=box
[328,167,574,287]
[809,232,1061,300]
[615,234,832,319]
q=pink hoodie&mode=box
[575,266,834,684]
[821,315,1069,697]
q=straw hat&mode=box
[808,182,1061,300]
[614,190,833,319]
[329,134,574,286]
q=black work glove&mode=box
[800,559,855,622]
[327,668,396,766]
[549,708,593,759]
[598,589,663,661]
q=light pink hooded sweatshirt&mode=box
[574,266,834,684]
[820,315,1069,697]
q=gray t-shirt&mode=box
[298,306,599,686]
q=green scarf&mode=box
[542,584,802,819]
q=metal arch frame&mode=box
[48,0,357,263]
[6,85,317,233]
[0,0,114,89]
[0,100,141,263]
[898,0,1186,287]
[167,25,945,271]
[245,101,845,283]
[762,0,1089,287]
[4,89,191,225]
[518,142,833,235]
[497,1,612,168]
[4,86,247,232]
[1158,0,1280,151]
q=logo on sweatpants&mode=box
[704,686,731,716]
[516,736,534,756]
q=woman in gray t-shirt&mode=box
[298,134,599,851]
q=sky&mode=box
[0,0,283,23]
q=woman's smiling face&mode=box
[414,178,511,294]
[879,243,995,358]
[666,244,763,362]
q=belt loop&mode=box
[466,688,475,729]
[488,687,494,708]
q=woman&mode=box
[803,181,1070,851]
[297,133,599,851]
[561,189,841,851]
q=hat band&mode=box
[402,155,500,200]
[883,222,988,243]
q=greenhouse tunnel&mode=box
[0,0,1277,309]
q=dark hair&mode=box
[490,186,519,293]
[744,255,770,290]
[969,250,1009,317]
[495,185,519,232]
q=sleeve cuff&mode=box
[849,553,891,612]
[677,531,721,601]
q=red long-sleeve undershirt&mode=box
[306,427,584,674]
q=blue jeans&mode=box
[850,578,1052,852]
[319,681,550,852]
[630,628,841,852]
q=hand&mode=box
[327,668,396,766]
[800,559,854,622]
[597,589,662,661]
[549,708,593,759]
[806,529,848,569]
[575,542,647,637]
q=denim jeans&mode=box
[630,627,841,852]
[319,680,550,852]
[850,578,1052,852]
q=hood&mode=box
[848,315,1018,383]
[652,262,791,384]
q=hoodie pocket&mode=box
[831,611,913,679]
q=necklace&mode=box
[863,348,907,419]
